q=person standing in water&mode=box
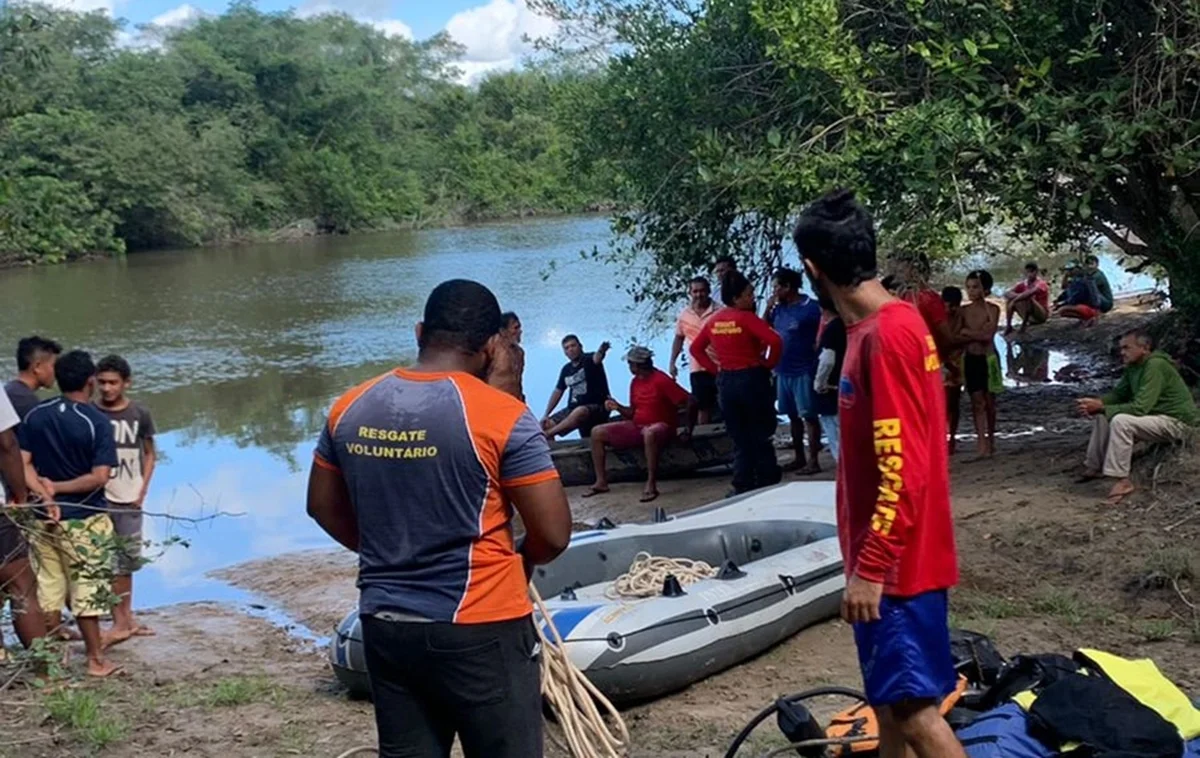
[94,355,157,644]
[793,188,964,758]
[306,279,571,758]
[690,271,783,494]
[959,270,1001,458]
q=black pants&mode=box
[718,367,782,493]
[361,614,543,758]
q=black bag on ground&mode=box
[950,629,1007,687]
[978,654,1080,712]
[1028,674,1184,758]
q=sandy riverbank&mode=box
[4,302,1197,757]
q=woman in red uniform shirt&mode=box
[690,272,783,494]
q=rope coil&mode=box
[531,583,630,758]
[605,552,719,599]
[341,549,723,757]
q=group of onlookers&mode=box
[1,338,156,678]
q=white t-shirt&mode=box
[0,390,18,434]
[0,391,18,500]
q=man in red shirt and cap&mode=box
[584,347,691,503]
[792,189,965,758]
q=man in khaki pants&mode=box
[1078,329,1198,504]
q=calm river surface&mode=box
[0,216,1157,610]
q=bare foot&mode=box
[1074,469,1103,483]
[87,659,123,678]
[102,627,135,649]
[132,625,156,637]
[1105,478,1135,505]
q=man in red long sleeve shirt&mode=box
[792,189,964,758]
[691,271,784,494]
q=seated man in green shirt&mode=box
[1077,329,1198,504]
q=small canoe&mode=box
[550,422,734,487]
[328,482,843,704]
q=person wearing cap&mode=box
[582,347,691,503]
[1055,261,1103,326]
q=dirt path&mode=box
[3,305,1196,757]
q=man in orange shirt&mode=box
[584,347,691,503]
[669,277,718,424]
[306,279,572,758]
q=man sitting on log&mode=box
[1077,329,1198,504]
[583,347,692,504]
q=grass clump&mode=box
[44,688,129,751]
[206,676,280,707]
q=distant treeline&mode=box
[0,2,611,262]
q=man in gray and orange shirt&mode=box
[306,279,572,758]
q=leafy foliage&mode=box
[0,3,608,262]
[542,0,1200,317]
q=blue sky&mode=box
[47,0,557,81]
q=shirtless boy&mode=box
[959,271,1000,457]
[941,286,965,455]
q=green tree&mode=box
[542,0,1200,317]
[0,2,611,262]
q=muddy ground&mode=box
[3,303,1197,758]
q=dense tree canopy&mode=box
[0,3,609,262]
[543,0,1200,316]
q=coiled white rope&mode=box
[342,549,721,757]
[531,583,631,758]
[605,552,719,599]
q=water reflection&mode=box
[0,217,1149,609]
[1004,341,1051,385]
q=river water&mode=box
[0,216,1158,610]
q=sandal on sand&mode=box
[639,491,659,503]
[581,487,609,498]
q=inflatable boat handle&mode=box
[718,560,747,580]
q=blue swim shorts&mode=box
[852,590,957,707]
[776,373,817,421]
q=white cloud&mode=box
[454,57,518,84]
[369,18,414,39]
[445,0,556,81]
[150,3,205,28]
[297,3,413,39]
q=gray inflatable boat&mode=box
[329,481,843,703]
